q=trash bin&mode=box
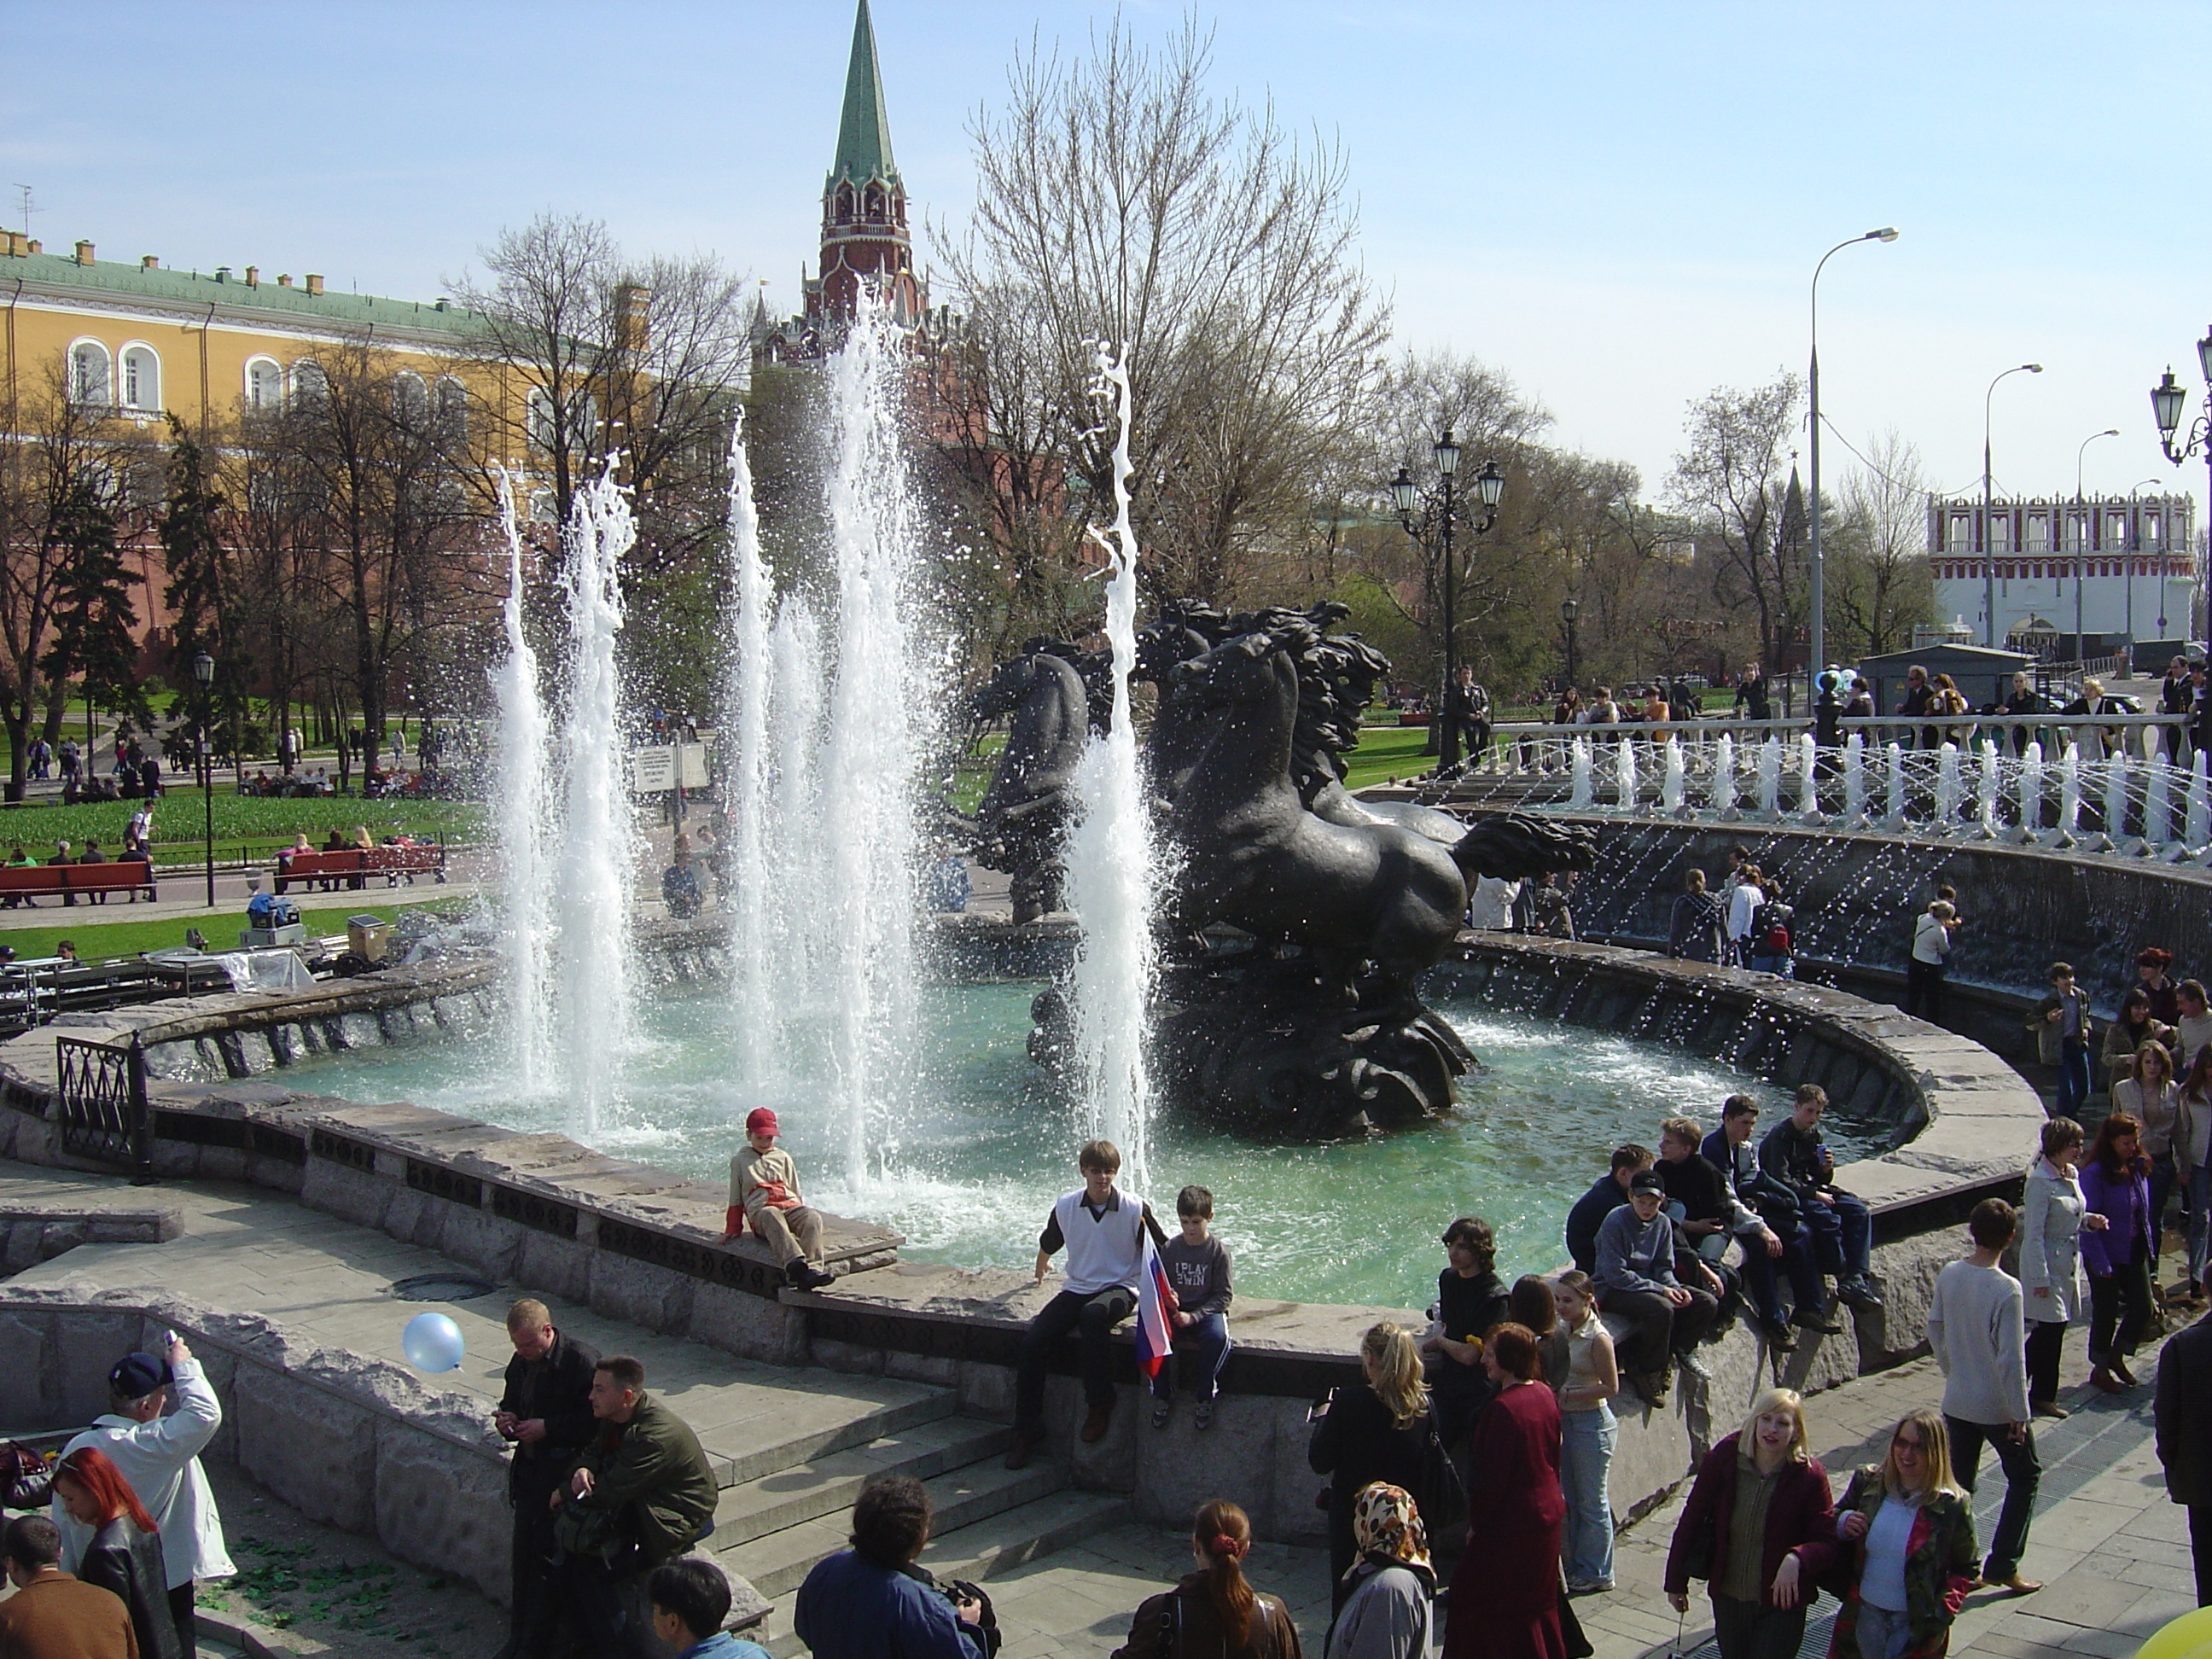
[348,915,393,963]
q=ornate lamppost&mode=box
[2150,327,2212,640]
[1392,431,1504,771]
[1560,597,1580,694]
[192,650,215,907]
[1982,363,2045,646]
[1807,226,1898,676]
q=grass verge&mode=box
[0,899,463,961]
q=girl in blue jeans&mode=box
[1551,1272,1621,1593]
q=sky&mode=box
[9,1,2211,523]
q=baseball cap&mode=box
[1627,1171,1666,1197]
[745,1108,779,1136]
[108,1352,172,1400]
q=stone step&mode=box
[735,1485,1137,1657]
[709,1415,1015,1548]
[711,1452,1071,1601]
[689,1382,959,1490]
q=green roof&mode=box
[830,0,899,188]
[9,248,480,336]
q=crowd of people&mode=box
[1665,846,1797,976]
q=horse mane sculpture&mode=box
[960,600,1596,1135]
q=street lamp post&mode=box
[1982,363,2046,647]
[192,651,215,908]
[2073,428,2119,657]
[1807,226,1898,678]
[1560,597,1580,692]
[2150,326,2212,643]
[1393,433,1504,772]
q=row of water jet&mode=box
[1062,349,1160,1186]
[553,465,642,1137]
[720,409,777,1086]
[493,473,556,1099]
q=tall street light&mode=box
[2128,477,2166,639]
[1807,226,1898,678]
[2151,325,2212,643]
[1560,597,1580,692]
[1393,433,1505,771]
[2074,427,2119,656]
[191,650,215,907]
[1982,363,2045,647]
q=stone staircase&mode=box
[696,1391,1128,1656]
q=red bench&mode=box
[0,863,158,905]
[273,845,446,894]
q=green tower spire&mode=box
[830,0,899,187]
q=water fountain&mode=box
[1660,736,1685,815]
[1613,736,1636,812]
[2145,755,2175,851]
[1569,736,1593,811]
[1842,736,1866,824]
[2012,741,2044,842]
[1934,742,1962,834]
[2056,743,2081,843]
[492,473,554,1097]
[1711,734,1737,818]
[1885,742,1906,828]
[1755,736,1781,819]
[2099,752,2130,848]
[720,413,777,1085]
[1974,740,2000,838]
[553,464,640,1138]
[1062,350,1157,1179]
[1796,731,1819,824]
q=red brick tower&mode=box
[804,0,926,329]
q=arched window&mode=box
[835,183,856,220]
[119,345,160,412]
[292,359,328,406]
[864,185,886,221]
[244,357,284,411]
[435,376,469,445]
[69,341,112,407]
[393,370,429,424]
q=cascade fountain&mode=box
[1711,734,1737,816]
[1755,737,1781,818]
[2057,743,2081,841]
[1842,736,1866,823]
[2014,741,2044,839]
[1569,737,1593,810]
[1613,737,1636,812]
[1885,742,1906,826]
[2103,752,2130,842]
[1062,349,1158,1182]
[1796,731,1819,823]
[553,465,640,1137]
[2188,754,2212,848]
[1974,740,2000,837]
[1660,736,1685,814]
[2145,756,2174,848]
[1934,742,1962,832]
[492,473,554,1097]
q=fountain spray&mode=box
[492,471,554,1097]
[720,410,777,1083]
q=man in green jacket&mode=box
[558,1355,717,1658]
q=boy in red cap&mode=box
[723,1109,835,1290]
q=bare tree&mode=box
[1832,428,1936,657]
[938,13,1390,619]
[1667,373,1804,672]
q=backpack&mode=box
[1761,920,1791,957]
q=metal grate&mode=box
[55,1035,150,1183]
[389,1274,498,1303]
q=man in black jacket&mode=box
[2156,1307,2212,1605]
[1759,1086,1883,1313]
[494,1298,598,1659]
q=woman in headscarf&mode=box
[1326,1483,1436,1659]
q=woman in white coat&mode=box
[2021,1116,2107,1417]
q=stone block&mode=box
[3,1225,44,1273]
[431,1206,523,1283]
[513,1231,592,1304]
[38,1222,85,1260]
[688,1284,806,1366]
[234,1365,378,1534]
[1062,1378,1138,1493]
[370,1417,510,1603]
[0,1311,57,1425]
[1133,1389,1278,1537]
[883,1352,960,1388]
[194,1146,250,1184]
[300,1160,393,1231]
[59,1310,145,1423]
[1266,1399,1330,1545]
[810,1336,887,1377]
[957,1360,1016,1421]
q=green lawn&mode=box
[0,899,462,963]
[1341,725,1439,790]
[0,794,480,866]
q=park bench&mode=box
[0,863,158,905]
[272,845,445,894]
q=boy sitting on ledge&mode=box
[723,1108,835,1290]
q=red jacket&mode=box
[1664,1433,1838,1598]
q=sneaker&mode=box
[1565,1578,1615,1596]
[1792,1307,1845,1335]
[1836,1277,1885,1312]
[1151,1400,1173,1430]
[1675,1349,1711,1382]
[1757,1316,1798,1353]
[1194,1400,1214,1431]
[797,1263,836,1292]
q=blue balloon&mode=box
[402,1312,466,1373]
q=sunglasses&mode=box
[1892,1435,1926,1452]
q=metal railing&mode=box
[1400,713,2212,859]
[55,1034,151,1184]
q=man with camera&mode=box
[795,1475,992,1658]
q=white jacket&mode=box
[2019,1159,2087,1328]
[56,1358,235,1588]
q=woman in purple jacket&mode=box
[1665,1388,1837,1659]
[2080,1112,2156,1394]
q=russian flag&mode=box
[1134,1231,1180,1379]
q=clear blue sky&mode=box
[9,1,2209,521]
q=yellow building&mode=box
[0,229,491,428]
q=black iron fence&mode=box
[55,1035,151,1184]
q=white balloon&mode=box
[401,1312,466,1373]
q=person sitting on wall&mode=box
[1565,1144,1653,1275]
[1760,1086,1883,1313]
[1004,1139,1164,1470]
[722,1109,835,1291]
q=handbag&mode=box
[551,1497,625,1561]
[1417,1417,1468,1534]
[1679,1499,1716,1581]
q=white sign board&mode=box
[631,742,713,793]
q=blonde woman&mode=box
[1665,1389,1837,1659]
[1829,1410,1977,1659]
[2022,1117,2104,1416]
[1551,1272,1620,1594]
[1310,1324,1437,1610]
